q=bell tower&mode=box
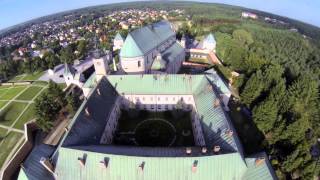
[93,49,111,81]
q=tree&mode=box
[34,81,66,132]
[252,99,278,133]
[60,45,75,64]
[232,29,254,46]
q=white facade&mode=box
[113,39,124,51]
[93,53,110,80]
[203,41,216,51]
[63,72,85,87]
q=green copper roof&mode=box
[107,74,204,95]
[55,147,248,180]
[151,55,166,70]
[17,168,28,180]
[205,69,231,95]
[243,153,276,180]
[120,34,144,58]
[114,32,124,41]
[120,20,175,58]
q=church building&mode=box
[119,20,185,74]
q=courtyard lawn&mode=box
[0,86,27,100]
[0,101,8,109]
[16,86,43,101]
[21,71,44,81]
[0,102,28,126]
[13,103,36,130]
[0,131,23,168]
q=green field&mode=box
[0,127,7,138]
[16,86,43,101]
[0,101,9,109]
[21,71,44,81]
[0,102,28,126]
[14,103,36,130]
[32,81,48,86]
[0,131,23,168]
[0,86,27,100]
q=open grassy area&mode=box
[0,102,28,126]
[13,103,36,130]
[16,86,43,101]
[0,101,9,109]
[8,75,24,82]
[21,71,44,81]
[32,81,48,86]
[0,86,27,100]
[0,131,23,168]
[0,127,8,138]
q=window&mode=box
[138,61,141,67]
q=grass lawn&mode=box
[0,86,27,100]
[0,127,8,138]
[0,86,12,90]
[32,81,48,86]
[21,71,44,81]
[0,131,23,168]
[16,86,43,101]
[8,75,25,82]
[0,102,28,126]
[13,103,36,130]
[0,89,8,97]
[0,101,9,109]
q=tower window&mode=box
[138,61,141,67]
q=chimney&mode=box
[214,99,220,108]
[139,161,145,172]
[201,147,207,154]
[255,157,265,166]
[85,107,90,116]
[40,157,55,174]
[186,147,192,155]
[78,154,87,167]
[226,129,233,137]
[64,127,69,132]
[213,146,221,153]
[99,158,109,169]
[192,160,198,173]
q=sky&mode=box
[0,0,320,30]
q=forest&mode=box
[173,2,320,179]
[197,11,319,180]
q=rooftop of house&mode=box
[120,20,175,58]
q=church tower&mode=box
[93,49,111,81]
